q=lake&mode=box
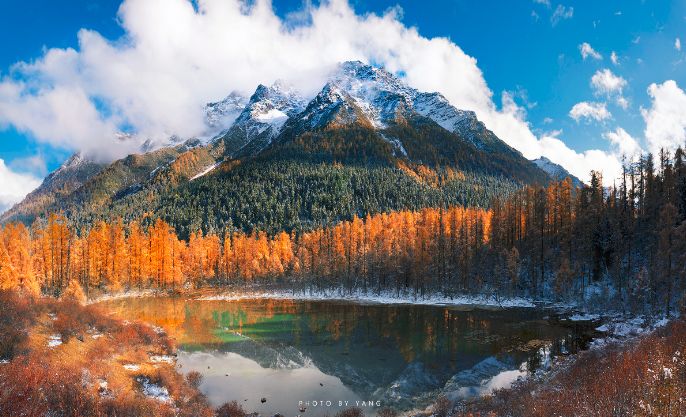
[98,297,594,416]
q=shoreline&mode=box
[88,286,567,310]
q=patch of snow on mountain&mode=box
[533,156,583,186]
[190,162,221,181]
[233,81,307,142]
[254,108,289,131]
[204,92,248,129]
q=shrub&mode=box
[335,407,365,417]
[62,279,87,304]
[432,395,452,417]
[377,408,398,417]
[216,400,246,417]
[186,370,203,389]
[0,290,34,359]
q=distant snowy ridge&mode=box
[533,156,583,186]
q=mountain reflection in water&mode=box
[98,297,593,415]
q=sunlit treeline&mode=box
[0,206,490,297]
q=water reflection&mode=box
[98,298,592,414]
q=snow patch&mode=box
[48,334,62,347]
[123,364,141,371]
[568,313,600,322]
[150,355,174,364]
[137,377,172,403]
[87,289,157,304]
[589,316,673,349]
[196,289,535,308]
[254,108,289,130]
[190,162,220,181]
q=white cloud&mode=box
[533,0,550,6]
[0,159,41,214]
[591,68,627,95]
[579,42,602,60]
[590,68,629,110]
[603,127,642,159]
[9,155,48,177]
[0,0,621,185]
[676,38,682,51]
[569,101,611,122]
[641,80,686,155]
[551,5,574,26]
[538,131,623,183]
[610,51,619,65]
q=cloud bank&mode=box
[642,80,686,156]
[0,159,41,213]
[0,0,628,187]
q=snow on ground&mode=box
[196,289,536,308]
[137,377,172,403]
[150,355,174,364]
[87,289,158,305]
[47,334,62,347]
[568,313,601,321]
[190,162,221,181]
[590,315,672,349]
[151,325,166,335]
[0,359,9,364]
[254,108,289,131]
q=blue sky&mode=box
[1,0,685,209]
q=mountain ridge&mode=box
[1,61,558,232]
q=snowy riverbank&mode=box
[194,288,538,308]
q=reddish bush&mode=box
[186,370,203,389]
[216,400,246,417]
[335,407,365,417]
[0,290,213,417]
[453,320,686,417]
[377,407,398,417]
[433,395,452,417]
[0,290,34,359]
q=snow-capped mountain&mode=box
[3,60,555,225]
[204,92,248,131]
[281,61,519,156]
[533,156,582,186]
[219,80,307,157]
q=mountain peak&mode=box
[220,81,307,157]
[533,156,582,186]
[204,91,248,130]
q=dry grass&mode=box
[451,320,686,417]
[0,289,215,417]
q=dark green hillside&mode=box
[57,158,518,239]
[154,159,520,238]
